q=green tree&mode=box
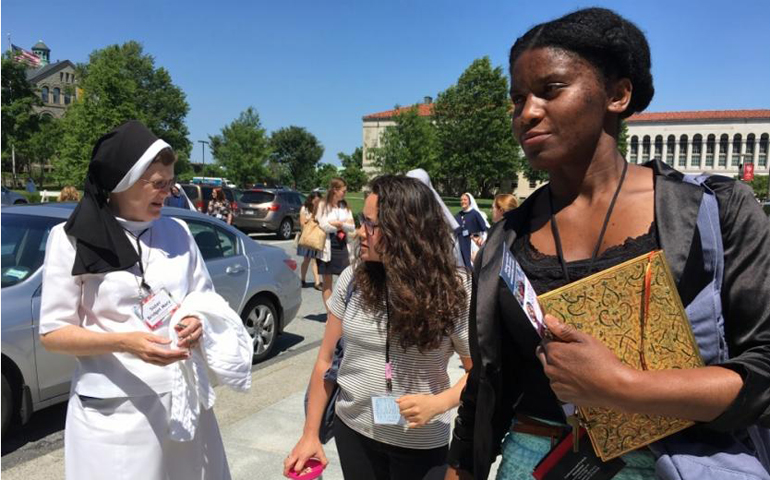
[433,57,521,196]
[209,107,271,187]
[54,41,191,186]
[744,174,769,201]
[270,126,324,190]
[2,52,43,185]
[315,163,339,190]
[371,106,439,176]
[20,116,63,186]
[338,146,368,191]
[618,120,629,158]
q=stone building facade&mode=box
[625,110,770,178]
[25,41,79,119]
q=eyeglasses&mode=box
[357,213,380,236]
[139,178,175,191]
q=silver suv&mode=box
[233,189,305,240]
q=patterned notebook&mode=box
[538,250,703,461]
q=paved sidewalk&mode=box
[224,355,500,480]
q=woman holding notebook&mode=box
[446,7,770,480]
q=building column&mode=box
[673,139,680,167]
[714,137,721,170]
[685,138,693,171]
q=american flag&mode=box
[11,44,40,67]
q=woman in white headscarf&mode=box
[39,120,236,480]
[455,192,489,268]
[406,168,465,268]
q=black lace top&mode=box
[513,222,660,295]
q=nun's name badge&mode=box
[135,288,179,330]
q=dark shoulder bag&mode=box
[303,280,355,444]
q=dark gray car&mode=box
[1,187,28,206]
[1,204,301,436]
[233,189,306,240]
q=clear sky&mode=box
[3,0,769,166]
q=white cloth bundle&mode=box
[168,291,254,441]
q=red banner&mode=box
[742,162,755,181]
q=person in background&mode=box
[38,120,231,479]
[315,177,355,306]
[26,177,37,193]
[207,188,232,225]
[285,175,472,480]
[491,193,518,223]
[164,184,189,209]
[446,7,770,480]
[455,193,489,268]
[58,186,80,202]
[298,192,323,290]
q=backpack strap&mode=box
[680,174,728,364]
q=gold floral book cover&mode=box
[538,249,704,462]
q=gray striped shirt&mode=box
[328,266,472,449]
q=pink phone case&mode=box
[288,458,324,480]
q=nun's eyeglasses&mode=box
[139,178,174,191]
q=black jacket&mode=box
[447,160,770,479]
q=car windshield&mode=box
[1,214,64,288]
[241,191,275,204]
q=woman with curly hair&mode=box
[285,175,473,480]
[447,7,770,480]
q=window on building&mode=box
[759,134,769,168]
[666,135,675,164]
[41,86,49,103]
[731,134,742,166]
[719,134,728,167]
[705,134,715,167]
[653,135,663,161]
[630,136,639,163]
[746,134,756,160]
[60,72,63,82]
[691,134,703,168]
[64,90,71,105]
[529,179,537,189]
[678,135,688,167]
[642,135,650,162]
[511,177,519,189]
[52,88,60,104]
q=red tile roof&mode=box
[362,103,434,120]
[363,105,770,123]
[626,110,770,123]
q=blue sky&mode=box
[3,0,769,166]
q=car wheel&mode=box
[2,373,12,437]
[277,218,293,240]
[242,297,278,362]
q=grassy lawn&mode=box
[344,193,493,219]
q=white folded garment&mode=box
[168,291,254,441]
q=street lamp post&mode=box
[198,140,209,167]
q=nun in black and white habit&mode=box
[39,121,244,480]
